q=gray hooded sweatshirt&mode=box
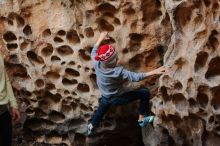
[91,45,147,98]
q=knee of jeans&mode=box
[95,111,104,117]
[100,97,108,104]
[141,88,150,97]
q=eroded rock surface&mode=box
[0,0,219,146]
[150,0,220,146]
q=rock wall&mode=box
[151,0,220,146]
[0,0,219,146]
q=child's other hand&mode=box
[95,32,109,46]
[104,34,110,40]
[146,66,166,76]
[100,32,109,40]
[154,66,166,74]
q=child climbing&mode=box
[87,32,166,136]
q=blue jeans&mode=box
[91,88,150,127]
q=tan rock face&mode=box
[150,0,220,146]
[0,0,219,146]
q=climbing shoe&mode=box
[138,116,155,128]
[86,123,94,136]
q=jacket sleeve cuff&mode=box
[10,101,18,109]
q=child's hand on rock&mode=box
[100,32,109,40]
[154,66,166,74]
[96,32,111,46]
[146,66,166,76]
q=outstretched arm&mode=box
[120,68,147,82]
[120,66,166,82]
[91,32,109,61]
